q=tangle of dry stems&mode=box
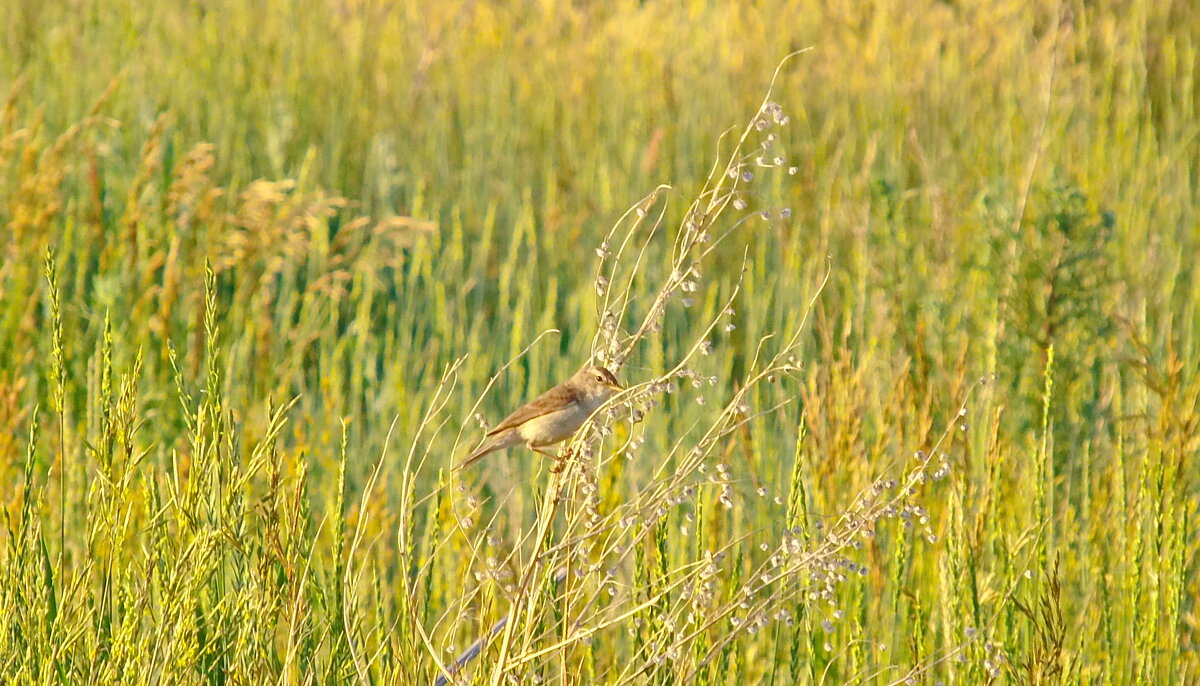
[349,50,1021,685]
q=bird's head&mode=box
[572,364,623,400]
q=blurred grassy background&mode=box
[1,0,1197,683]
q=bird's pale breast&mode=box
[515,401,591,446]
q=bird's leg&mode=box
[528,444,560,459]
[530,444,568,475]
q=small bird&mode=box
[455,365,623,471]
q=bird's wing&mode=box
[486,384,579,436]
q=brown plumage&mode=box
[455,365,622,471]
[485,384,580,437]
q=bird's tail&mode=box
[454,434,508,471]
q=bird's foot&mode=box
[549,447,575,474]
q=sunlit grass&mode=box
[1,0,1197,683]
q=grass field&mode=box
[1,0,1198,683]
